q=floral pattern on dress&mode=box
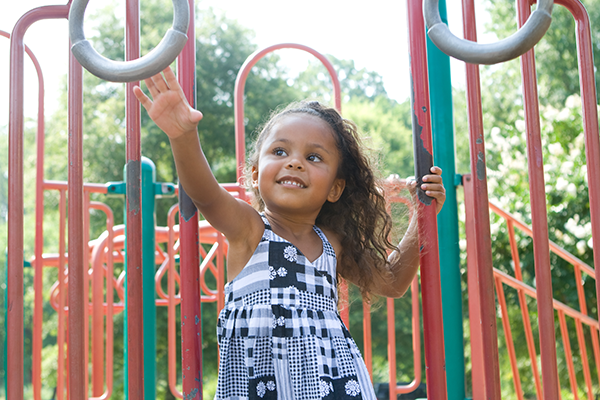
[257,381,266,398]
[268,266,277,280]
[256,380,276,398]
[345,380,361,397]
[320,380,334,397]
[271,316,285,329]
[283,245,297,262]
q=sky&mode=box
[0,0,491,128]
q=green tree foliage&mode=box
[485,0,600,109]
[294,55,388,104]
[343,96,414,178]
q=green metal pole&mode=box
[120,156,159,399]
[141,157,157,399]
[426,1,467,398]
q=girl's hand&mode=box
[406,166,446,214]
[133,66,203,139]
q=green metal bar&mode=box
[141,157,157,399]
[122,157,160,399]
[426,0,467,398]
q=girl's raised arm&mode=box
[133,67,261,242]
[373,167,446,298]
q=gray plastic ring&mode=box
[424,0,553,65]
[69,0,189,82]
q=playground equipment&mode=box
[424,0,553,64]
[4,0,600,399]
[69,0,190,82]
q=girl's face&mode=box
[251,114,346,216]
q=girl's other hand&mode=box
[133,66,203,139]
[405,166,446,214]
[421,166,445,214]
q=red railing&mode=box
[466,193,600,398]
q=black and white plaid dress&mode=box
[216,215,376,399]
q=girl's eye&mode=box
[274,148,287,156]
[307,154,322,162]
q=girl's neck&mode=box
[263,208,325,262]
[263,209,317,239]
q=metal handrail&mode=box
[68,0,189,82]
[424,0,553,64]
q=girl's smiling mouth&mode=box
[277,177,307,188]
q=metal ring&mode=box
[424,0,553,65]
[69,0,189,82]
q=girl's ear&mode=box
[251,166,259,189]
[327,179,346,203]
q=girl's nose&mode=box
[287,159,304,170]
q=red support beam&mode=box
[405,0,447,397]
[516,1,560,397]
[67,33,86,400]
[460,0,502,395]
[125,0,144,397]
[463,175,487,399]
[177,1,203,396]
[553,0,600,340]
[7,7,68,399]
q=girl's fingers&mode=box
[163,67,181,93]
[421,183,444,191]
[145,77,160,99]
[426,191,445,199]
[422,174,443,183]
[151,72,169,93]
[133,86,152,110]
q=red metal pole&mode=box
[406,0,447,397]
[92,210,105,397]
[516,1,561,397]
[553,0,600,345]
[125,0,144,395]
[68,31,86,400]
[233,43,342,188]
[362,302,372,378]
[460,0,503,394]
[177,1,203,396]
[89,203,116,400]
[506,220,542,398]
[463,174,486,399]
[2,27,45,400]
[494,277,523,399]
[167,206,184,398]
[84,193,91,396]
[58,189,67,400]
[31,36,45,400]
[558,311,579,398]
[7,7,67,399]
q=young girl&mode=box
[134,67,445,400]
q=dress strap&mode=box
[312,225,337,259]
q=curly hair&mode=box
[246,101,397,300]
